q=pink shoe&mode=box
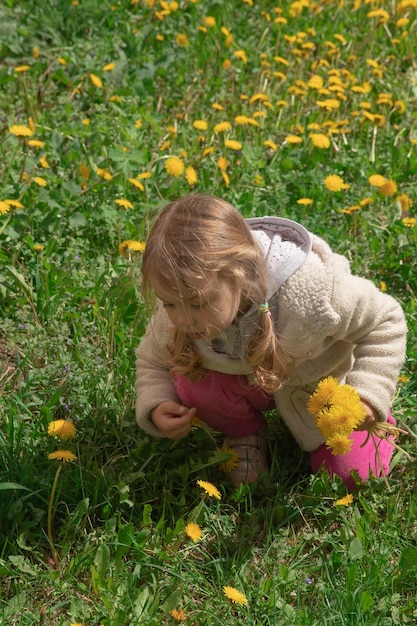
[223,431,268,487]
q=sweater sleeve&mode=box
[331,272,407,421]
[135,307,180,437]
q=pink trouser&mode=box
[174,371,396,488]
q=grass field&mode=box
[1,0,417,624]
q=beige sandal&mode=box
[223,431,268,487]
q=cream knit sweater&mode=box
[135,218,407,451]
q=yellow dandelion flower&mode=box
[137,172,152,179]
[28,139,45,148]
[203,16,216,27]
[96,168,112,181]
[103,62,116,71]
[219,447,239,473]
[185,522,203,542]
[170,609,185,622]
[324,174,349,192]
[224,139,242,150]
[380,281,387,292]
[297,198,313,205]
[193,120,208,131]
[285,135,303,144]
[234,49,248,63]
[327,403,365,434]
[34,245,44,252]
[185,165,198,187]
[114,198,133,209]
[379,179,398,197]
[5,199,23,209]
[307,376,340,415]
[197,479,221,499]
[15,65,30,73]
[119,240,146,256]
[368,174,386,187]
[341,206,361,214]
[33,176,47,187]
[214,121,232,133]
[32,47,40,58]
[129,178,145,190]
[263,139,277,151]
[217,157,230,171]
[211,102,224,111]
[135,118,143,129]
[89,73,103,88]
[309,133,330,149]
[396,193,412,211]
[175,33,188,46]
[0,201,11,216]
[48,420,77,441]
[165,156,184,177]
[223,586,248,606]
[202,147,215,158]
[326,432,353,456]
[360,197,372,206]
[9,124,33,137]
[222,171,230,187]
[39,155,50,168]
[402,217,416,227]
[48,450,77,462]
[315,408,339,440]
[335,494,354,506]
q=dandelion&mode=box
[217,157,230,171]
[103,62,116,71]
[138,172,152,179]
[379,179,398,197]
[39,155,50,168]
[193,120,208,131]
[175,33,188,46]
[9,124,33,137]
[170,609,185,622]
[396,194,413,212]
[326,433,353,455]
[96,168,112,180]
[324,174,349,192]
[114,199,133,209]
[15,65,30,73]
[309,133,330,148]
[185,165,198,186]
[307,376,340,415]
[335,494,354,506]
[33,176,47,187]
[219,447,239,473]
[48,420,76,441]
[165,156,184,177]
[234,49,248,62]
[119,240,146,256]
[263,139,277,151]
[225,139,242,150]
[135,118,143,129]
[285,134,303,144]
[129,178,145,191]
[297,198,313,205]
[203,16,216,27]
[185,522,203,541]
[403,217,416,227]
[28,139,45,148]
[34,245,44,252]
[48,450,77,462]
[223,586,248,606]
[89,73,103,88]
[368,174,386,187]
[0,201,11,216]
[214,121,232,133]
[197,479,221,499]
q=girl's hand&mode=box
[151,401,196,440]
[355,400,377,431]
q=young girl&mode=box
[135,194,407,489]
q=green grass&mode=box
[1,0,417,624]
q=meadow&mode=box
[0,0,417,623]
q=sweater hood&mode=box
[246,216,312,299]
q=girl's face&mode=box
[150,273,241,340]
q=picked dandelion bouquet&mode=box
[307,377,366,455]
[307,376,409,457]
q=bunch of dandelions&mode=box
[307,377,367,455]
[47,420,77,567]
[307,377,411,486]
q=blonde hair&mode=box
[142,194,292,393]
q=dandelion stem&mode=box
[47,464,62,567]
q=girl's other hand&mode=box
[151,401,196,440]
